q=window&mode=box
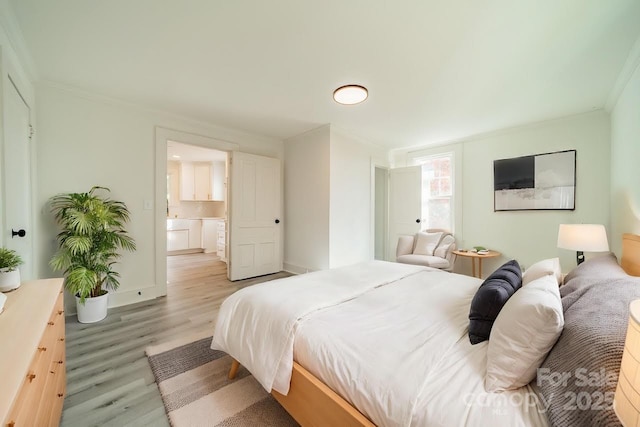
[416,153,454,231]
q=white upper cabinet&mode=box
[180,161,225,201]
[193,163,212,200]
[180,162,195,200]
[167,161,181,207]
[211,161,225,201]
[180,162,212,201]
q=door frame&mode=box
[387,165,423,261]
[154,127,238,297]
[370,162,389,261]
[0,46,36,277]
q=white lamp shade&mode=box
[615,300,640,426]
[557,224,609,252]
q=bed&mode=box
[212,233,640,427]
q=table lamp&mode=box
[614,300,640,426]
[557,224,609,265]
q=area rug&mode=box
[145,333,299,427]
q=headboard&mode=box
[622,233,640,277]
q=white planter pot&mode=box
[0,268,21,292]
[76,292,109,323]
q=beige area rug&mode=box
[145,332,299,427]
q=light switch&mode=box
[143,200,153,210]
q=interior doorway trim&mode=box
[154,127,238,297]
[370,160,389,261]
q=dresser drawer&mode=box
[34,339,65,427]
[6,347,51,426]
[3,283,65,427]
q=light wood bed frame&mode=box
[228,233,640,427]
[622,233,640,276]
[228,359,374,426]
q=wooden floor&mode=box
[60,253,291,427]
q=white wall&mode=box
[329,128,388,268]
[283,125,330,273]
[35,83,283,309]
[610,59,640,255]
[392,111,611,275]
[284,125,388,272]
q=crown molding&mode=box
[40,80,284,147]
[606,33,640,111]
[391,109,607,155]
[0,0,38,82]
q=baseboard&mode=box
[283,263,315,275]
[167,248,204,255]
[108,286,159,308]
[64,285,159,316]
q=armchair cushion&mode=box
[397,254,450,269]
[413,231,443,256]
[396,235,415,258]
[395,230,456,271]
[434,234,455,259]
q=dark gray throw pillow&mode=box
[468,259,522,344]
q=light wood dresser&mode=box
[0,278,65,427]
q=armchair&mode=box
[395,229,457,272]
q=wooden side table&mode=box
[452,250,501,278]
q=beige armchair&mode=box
[396,229,457,272]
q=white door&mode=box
[388,166,422,260]
[3,79,33,279]
[228,152,282,281]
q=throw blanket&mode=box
[211,261,428,394]
[538,254,640,426]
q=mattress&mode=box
[293,268,549,427]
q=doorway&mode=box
[373,166,389,260]
[154,128,238,297]
[154,128,284,295]
[165,141,228,290]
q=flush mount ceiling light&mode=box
[333,85,368,105]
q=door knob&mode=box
[12,229,26,238]
[415,219,421,224]
[275,219,280,224]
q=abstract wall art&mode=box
[493,149,576,211]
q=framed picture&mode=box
[493,149,576,211]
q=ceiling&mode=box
[8,0,640,149]
[167,140,226,162]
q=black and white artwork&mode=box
[494,150,576,211]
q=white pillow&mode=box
[412,231,442,256]
[433,235,455,259]
[522,258,562,286]
[485,274,564,392]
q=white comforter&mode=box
[212,261,549,427]
[294,268,550,427]
[211,261,428,394]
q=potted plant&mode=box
[49,186,136,323]
[0,248,23,292]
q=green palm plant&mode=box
[49,186,136,303]
[0,248,23,271]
